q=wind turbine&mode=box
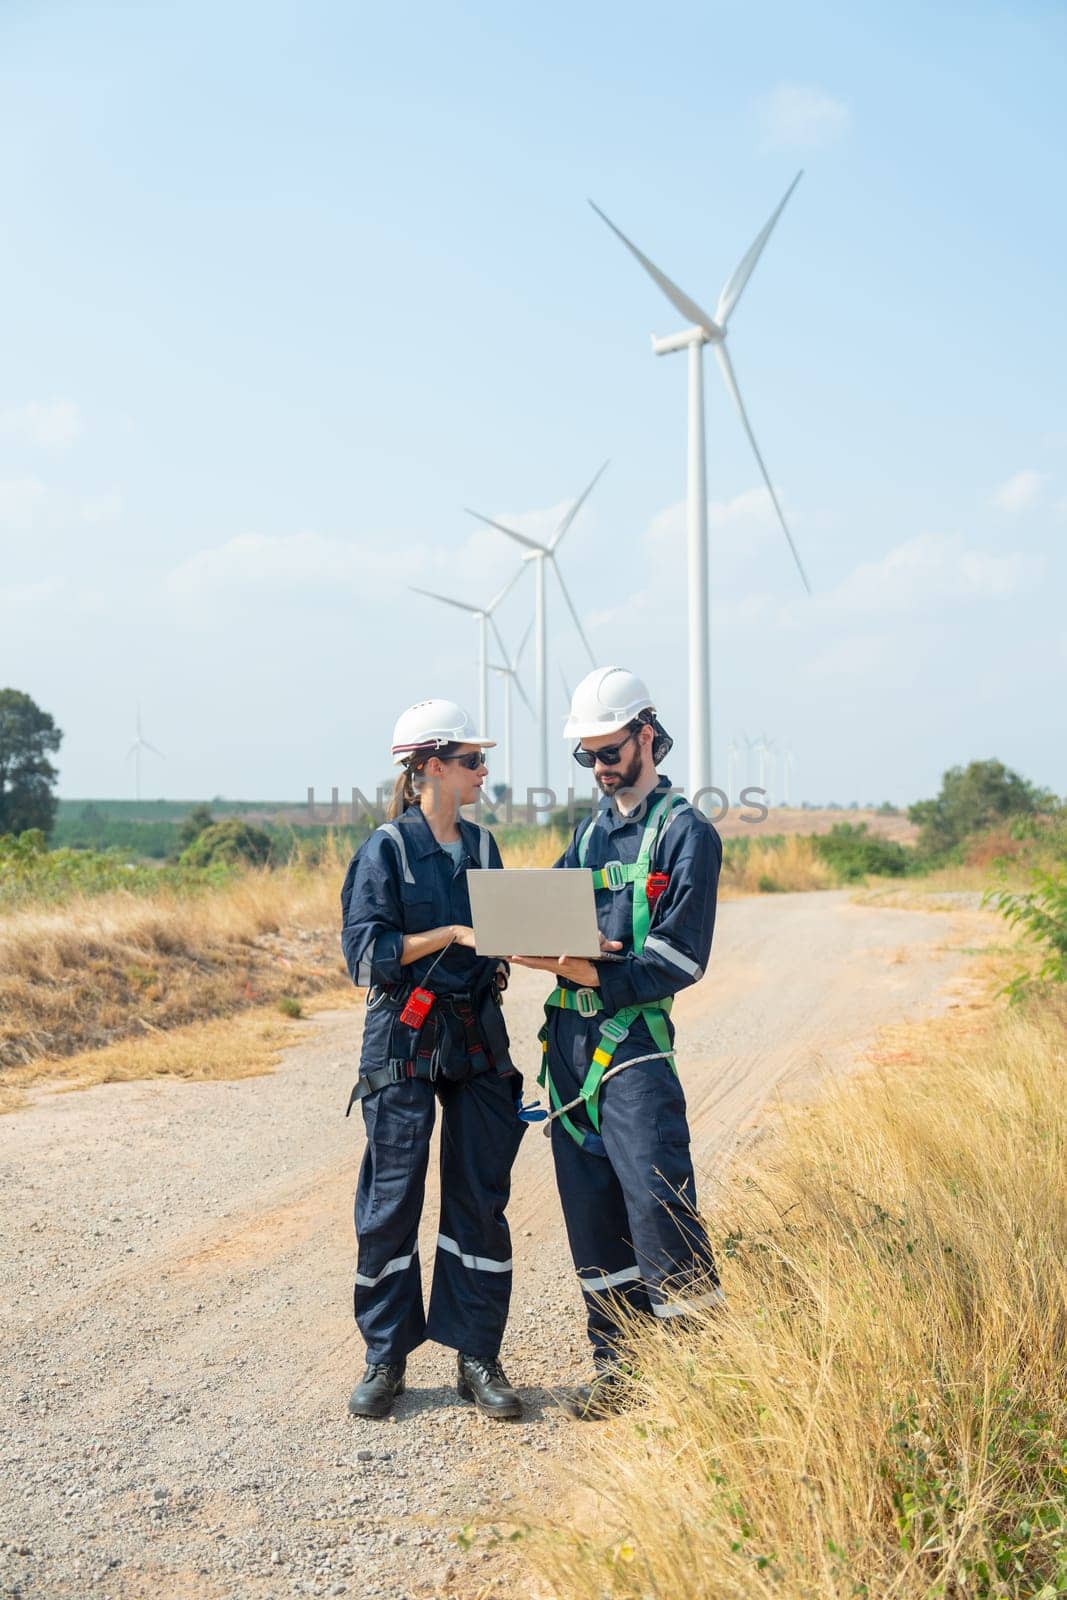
[590,177,811,804]
[466,461,608,799]
[727,735,742,803]
[488,618,533,798]
[127,706,164,801]
[410,564,525,737]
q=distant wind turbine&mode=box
[590,179,811,802]
[127,706,164,801]
[488,617,533,797]
[466,461,608,798]
[410,564,525,738]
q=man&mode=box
[512,665,723,1418]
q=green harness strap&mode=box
[538,791,685,1149]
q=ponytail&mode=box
[386,742,461,820]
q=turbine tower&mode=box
[410,564,524,737]
[488,618,533,798]
[590,178,811,804]
[127,706,163,802]
[466,462,607,799]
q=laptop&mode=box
[467,868,605,959]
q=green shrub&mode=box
[277,995,304,1019]
[179,819,272,869]
[812,822,913,882]
[985,867,1067,1001]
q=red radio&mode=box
[400,988,436,1028]
[646,872,669,903]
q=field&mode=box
[518,968,1067,1600]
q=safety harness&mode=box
[537,790,686,1154]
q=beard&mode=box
[595,746,645,796]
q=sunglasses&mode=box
[572,727,639,769]
[437,750,486,772]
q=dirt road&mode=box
[0,892,991,1600]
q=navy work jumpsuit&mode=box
[547,775,723,1362]
[340,805,525,1365]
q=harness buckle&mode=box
[602,859,627,891]
[575,987,600,1018]
[599,1016,630,1046]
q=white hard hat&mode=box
[562,666,656,740]
[390,699,495,766]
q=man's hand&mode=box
[509,953,601,986]
[510,934,624,988]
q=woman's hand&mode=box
[451,924,478,950]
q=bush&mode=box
[985,867,1067,1000]
[178,819,273,869]
[811,822,913,882]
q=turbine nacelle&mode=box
[650,325,721,356]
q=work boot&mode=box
[456,1353,523,1420]
[348,1360,405,1419]
[559,1364,631,1421]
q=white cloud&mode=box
[0,477,47,530]
[993,468,1046,513]
[757,85,850,151]
[80,491,124,525]
[823,531,1038,614]
[0,400,83,449]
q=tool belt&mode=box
[347,979,510,1113]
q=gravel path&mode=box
[0,892,992,1600]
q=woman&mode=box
[340,698,526,1421]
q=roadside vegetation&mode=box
[518,963,1067,1600]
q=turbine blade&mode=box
[549,459,610,552]
[409,585,483,616]
[513,672,533,715]
[550,557,596,666]
[126,743,139,759]
[488,614,512,669]
[515,617,534,669]
[714,343,812,594]
[143,741,164,758]
[486,560,527,614]
[558,663,572,702]
[715,171,802,329]
[464,508,546,552]
[588,200,720,338]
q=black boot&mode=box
[456,1353,523,1420]
[559,1364,631,1421]
[348,1360,405,1419]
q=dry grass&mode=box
[0,985,355,1113]
[519,983,1067,1599]
[719,833,836,896]
[0,859,349,1070]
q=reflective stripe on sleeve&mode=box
[643,933,703,980]
[436,1234,512,1273]
[379,823,416,886]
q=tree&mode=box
[908,759,1054,859]
[0,689,62,836]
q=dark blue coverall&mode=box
[340,804,524,1364]
[548,775,723,1362]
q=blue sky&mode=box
[1,0,1064,806]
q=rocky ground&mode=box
[0,891,993,1599]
